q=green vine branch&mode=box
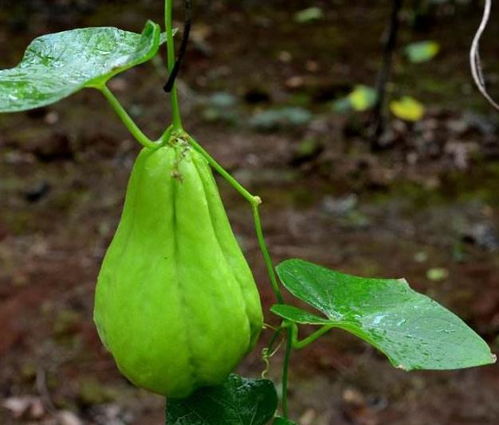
[291,323,334,350]
[251,203,284,305]
[281,327,293,418]
[98,84,158,149]
[165,0,183,130]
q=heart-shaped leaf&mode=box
[273,259,496,371]
[166,374,278,425]
[0,21,162,112]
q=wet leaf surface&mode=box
[166,374,278,425]
[273,259,496,370]
[0,21,161,112]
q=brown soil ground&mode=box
[1,1,498,424]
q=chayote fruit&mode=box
[94,138,263,399]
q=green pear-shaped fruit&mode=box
[94,137,263,398]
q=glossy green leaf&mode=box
[0,21,162,112]
[390,96,425,121]
[166,374,278,425]
[273,418,299,425]
[274,259,496,371]
[405,41,440,63]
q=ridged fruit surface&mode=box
[94,139,263,398]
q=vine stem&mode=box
[99,85,158,149]
[369,0,403,146]
[292,323,334,349]
[251,204,284,305]
[281,327,293,418]
[165,0,184,130]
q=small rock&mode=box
[306,60,319,72]
[462,223,499,251]
[108,78,128,92]
[321,194,358,216]
[343,387,366,406]
[44,111,59,125]
[463,111,497,135]
[342,387,379,425]
[2,396,45,419]
[300,408,317,425]
[249,107,312,131]
[24,181,51,203]
[446,119,469,135]
[277,50,292,63]
[285,75,305,89]
[57,411,83,425]
[31,133,74,162]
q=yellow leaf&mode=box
[390,97,425,121]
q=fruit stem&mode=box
[165,0,184,131]
[98,85,158,149]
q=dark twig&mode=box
[470,0,499,111]
[164,0,192,93]
[369,0,404,148]
[36,367,56,414]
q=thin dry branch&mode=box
[470,0,499,111]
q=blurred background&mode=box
[1,0,498,424]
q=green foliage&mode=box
[166,374,277,425]
[405,40,440,63]
[0,21,161,112]
[272,259,495,371]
